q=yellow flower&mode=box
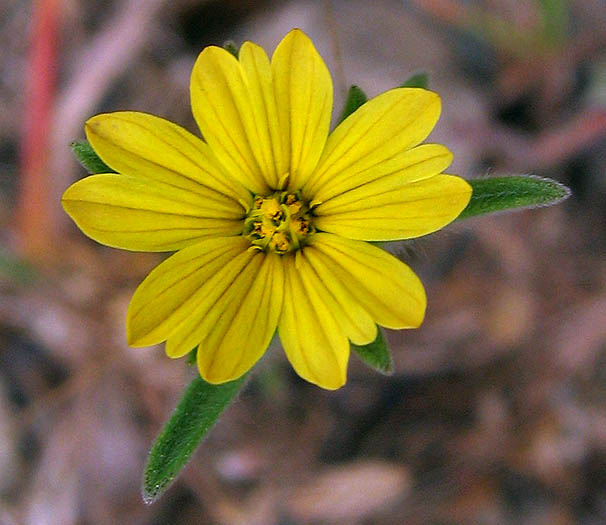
[62,29,471,390]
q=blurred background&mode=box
[1,0,605,523]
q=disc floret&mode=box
[245,191,315,253]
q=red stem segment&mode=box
[17,0,60,260]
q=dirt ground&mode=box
[1,1,605,523]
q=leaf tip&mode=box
[337,85,368,123]
[528,174,572,205]
[352,328,394,376]
[142,468,175,505]
[400,71,430,89]
[223,40,239,58]
[382,360,394,376]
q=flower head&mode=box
[62,29,471,389]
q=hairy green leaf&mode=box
[457,175,571,220]
[338,85,368,124]
[186,348,197,366]
[223,40,239,58]
[338,73,429,126]
[352,328,393,375]
[400,72,429,89]
[142,373,248,504]
[70,141,114,174]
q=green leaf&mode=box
[352,327,393,375]
[337,75,428,125]
[457,175,570,220]
[70,141,115,174]
[400,72,429,89]
[186,348,197,366]
[142,373,249,504]
[223,40,239,58]
[338,85,368,124]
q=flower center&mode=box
[244,191,315,254]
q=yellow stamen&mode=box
[260,199,283,222]
[294,218,309,235]
[244,190,315,254]
[269,232,290,253]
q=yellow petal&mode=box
[238,41,287,188]
[308,234,426,329]
[313,143,452,205]
[304,88,441,199]
[190,46,270,194]
[62,174,244,251]
[314,174,472,241]
[85,112,250,206]
[164,250,259,359]
[126,237,250,346]
[278,253,349,390]
[297,248,377,345]
[195,252,284,384]
[272,29,333,190]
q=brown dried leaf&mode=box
[286,460,410,522]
